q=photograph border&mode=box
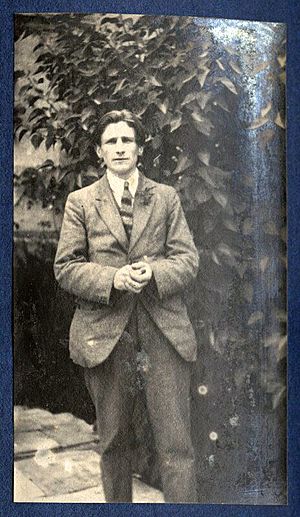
[1,1,299,516]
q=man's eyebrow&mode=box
[103,137,117,143]
[103,136,135,143]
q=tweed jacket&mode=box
[54,172,199,368]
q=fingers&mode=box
[130,268,147,282]
[125,276,144,292]
[115,262,152,294]
[124,279,143,293]
[131,261,146,271]
[130,266,152,282]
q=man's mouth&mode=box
[113,158,128,161]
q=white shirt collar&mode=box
[106,168,139,206]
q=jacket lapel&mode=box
[129,173,156,253]
[94,174,129,252]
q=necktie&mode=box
[120,181,133,240]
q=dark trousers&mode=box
[84,302,197,503]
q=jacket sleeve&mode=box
[54,192,118,305]
[150,189,199,299]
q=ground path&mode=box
[14,406,164,503]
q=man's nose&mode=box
[115,138,125,153]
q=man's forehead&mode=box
[101,121,136,141]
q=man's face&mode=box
[97,121,141,178]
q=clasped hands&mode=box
[113,256,152,294]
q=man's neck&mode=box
[106,169,137,181]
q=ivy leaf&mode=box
[197,91,212,110]
[276,336,287,362]
[277,54,286,67]
[198,67,210,88]
[170,113,182,133]
[181,71,196,85]
[28,108,45,122]
[203,216,217,234]
[14,185,26,206]
[223,218,238,232]
[259,256,269,273]
[192,112,213,136]
[31,133,43,149]
[213,97,230,112]
[264,333,281,347]
[182,92,197,106]
[156,98,169,114]
[243,283,254,304]
[172,154,193,175]
[194,185,211,204]
[279,71,286,84]
[18,128,28,142]
[45,131,56,150]
[242,218,253,235]
[38,160,55,171]
[260,129,275,148]
[196,166,216,187]
[40,170,53,189]
[213,191,227,208]
[216,59,225,71]
[249,115,269,130]
[113,78,127,95]
[151,134,162,150]
[264,221,278,235]
[253,61,269,74]
[249,102,272,129]
[218,243,234,257]
[197,151,210,166]
[149,76,162,87]
[229,60,242,75]
[19,84,33,96]
[247,312,264,325]
[272,385,286,409]
[76,174,83,188]
[217,77,238,95]
[274,309,287,322]
[280,226,287,243]
[212,251,221,265]
[261,102,272,117]
[275,112,285,129]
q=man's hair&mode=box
[94,110,145,147]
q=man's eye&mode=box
[122,138,134,143]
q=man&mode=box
[54,110,199,503]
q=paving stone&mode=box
[42,420,95,448]
[14,431,59,455]
[14,407,63,436]
[51,412,79,426]
[18,407,55,419]
[31,478,164,503]
[14,411,44,433]
[14,465,45,501]
[16,449,100,496]
[32,485,106,503]
[14,407,164,504]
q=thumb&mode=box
[143,255,149,263]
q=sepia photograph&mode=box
[13,12,287,505]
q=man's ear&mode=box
[96,145,102,159]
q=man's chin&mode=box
[110,165,136,177]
